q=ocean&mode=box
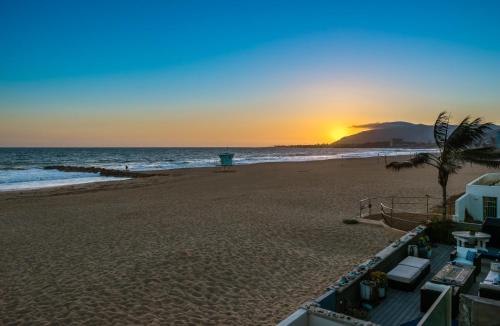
[0,147,432,192]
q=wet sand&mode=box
[0,157,492,325]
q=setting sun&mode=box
[329,126,359,142]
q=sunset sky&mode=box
[1,0,500,147]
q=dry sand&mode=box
[0,157,493,325]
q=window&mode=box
[483,196,497,218]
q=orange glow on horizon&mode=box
[0,107,375,147]
[327,126,367,143]
[329,127,349,142]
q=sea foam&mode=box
[0,168,128,192]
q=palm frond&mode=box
[462,158,500,168]
[386,153,433,171]
[440,160,462,174]
[445,116,493,152]
[460,147,500,167]
[433,111,450,151]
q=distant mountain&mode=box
[334,121,499,147]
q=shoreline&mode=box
[0,147,438,194]
[0,155,413,196]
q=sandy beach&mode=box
[0,157,493,325]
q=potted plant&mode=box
[371,271,387,299]
[426,243,432,258]
[360,280,377,302]
[418,237,432,258]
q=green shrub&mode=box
[427,218,454,244]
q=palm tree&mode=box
[386,111,500,220]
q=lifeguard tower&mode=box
[218,152,234,171]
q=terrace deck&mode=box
[368,244,490,326]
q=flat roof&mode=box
[470,173,500,186]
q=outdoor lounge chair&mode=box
[479,262,500,300]
[450,247,482,275]
[387,256,431,291]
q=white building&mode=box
[454,173,500,223]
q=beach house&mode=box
[454,173,500,223]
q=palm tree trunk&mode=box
[441,184,447,220]
[438,169,449,220]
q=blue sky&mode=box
[2,0,500,81]
[1,0,500,146]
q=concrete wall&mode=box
[335,228,425,313]
[459,294,500,326]
[454,173,500,222]
[309,315,358,326]
[314,290,336,311]
[277,309,308,326]
[277,307,379,326]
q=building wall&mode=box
[454,174,500,222]
[454,193,470,222]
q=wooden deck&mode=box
[368,244,490,326]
